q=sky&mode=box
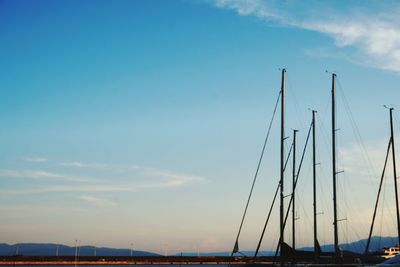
[1,0,400,255]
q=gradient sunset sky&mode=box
[1,0,400,254]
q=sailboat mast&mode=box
[280,68,286,251]
[331,73,340,257]
[389,108,400,246]
[312,110,318,259]
[292,129,298,250]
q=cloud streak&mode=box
[0,169,95,183]
[138,166,205,186]
[23,157,48,163]
[58,161,107,169]
[79,195,117,207]
[338,137,400,182]
[301,16,400,72]
[0,165,206,196]
[0,185,134,196]
[211,0,400,73]
[213,0,282,22]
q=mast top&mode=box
[384,105,394,111]
[325,70,336,76]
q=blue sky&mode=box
[1,0,400,254]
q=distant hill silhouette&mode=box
[0,243,159,256]
[2,236,398,257]
[301,236,398,254]
[181,236,399,256]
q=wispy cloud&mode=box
[79,195,117,207]
[138,166,205,186]
[0,179,201,196]
[213,0,282,22]
[0,165,206,196]
[57,162,206,188]
[210,0,400,73]
[0,185,135,196]
[0,169,94,182]
[301,17,400,72]
[0,170,63,179]
[23,157,48,163]
[338,138,394,180]
[58,161,107,169]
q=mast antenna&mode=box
[292,129,298,250]
[331,73,340,258]
[279,68,286,264]
[312,110,320,261]
[389,107,400,246]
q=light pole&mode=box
[130,243,133,257]
[74,240,78,267]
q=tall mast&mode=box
[331,73,340,257]
[280,68,286,253]
[312,110,319,260]
[389,108,400,246]
[292,129,298,250]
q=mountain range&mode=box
[0,243,159,256]
[1,236,397,257]
[182,236,399,256]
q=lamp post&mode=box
[74,240,78,267]
[130,243,134,257]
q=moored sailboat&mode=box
[230,70,398,265]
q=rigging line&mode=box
[347,218,364,251]
[286,74,308,132]
[316,112,333,164]
[316,164,329,218]
[382,118,397,237]
[339,177,367,238]
[332,109,369,241]
[393,110,400,135]
[273,120,313,263]
[340,170,370,238]
[295,165,313,245]
[378,175,386,249]
[336,79,377,179]
[380,159,392,248]
[231,91,282,256]
[315,113,333,214]
[337,169,348,220]
[254,142,294,257]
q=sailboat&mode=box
[276,71,363,264]
[361,107,400,264]
[231,70,370,265]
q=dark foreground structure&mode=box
[0,254,385,265]
[1,255,246,265]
